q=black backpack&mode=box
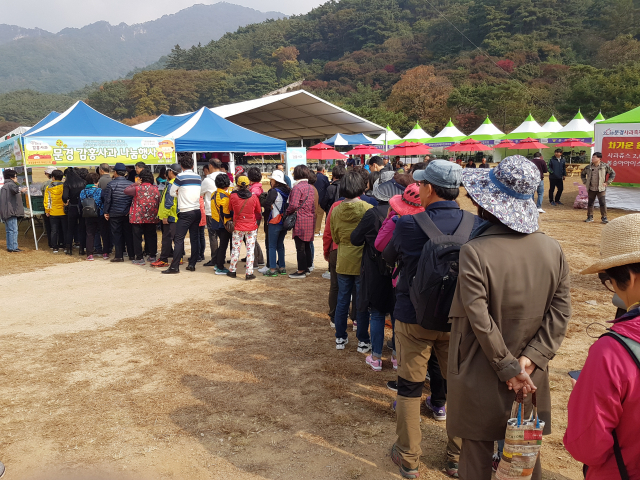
[81,195,98,218]
[409,210,475,332]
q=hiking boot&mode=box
[585,216,594,223]
[425,396,446,421]
[151,259,168,268]
[226,271,237,278]
[602,217,609,224]
[357,341,371,353]
[366,355,382,371]
[335,337,348,350]
[386,380,398,392]
[391,444,419,479]
[246,274,256,281]
[445,462,459,478]
[215,267,229,275]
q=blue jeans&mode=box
[5,216,18,251]
[310,237,314,264]
[335,273,370,342]
[369,307,386,358]
[536,179,544,208]
[267,223,286,269]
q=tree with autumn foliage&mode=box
[386,65,453,133]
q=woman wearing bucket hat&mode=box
[448,155,572,479]
[563,214,640,478]
[261,169,291,276]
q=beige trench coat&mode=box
[446,224,571,441]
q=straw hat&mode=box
[582,214,640,274]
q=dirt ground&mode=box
[0,180,628,479]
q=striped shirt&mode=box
[170,169,202,212]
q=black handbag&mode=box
[282,187,309,232]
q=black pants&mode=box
[428,355,447,408]
[206,216,219,260]
[159,222,176,262]
[549,178,564,203]
[587,189,607,219]
[85,217,99,256]
[44,214,53,248]
[49,215,67,249]
[169,210,200,270]
[216,228,231,270]
[198,225,206,259]
[294,236,312,272]
[110,216,134,260]
[65,206,84,249]
[99,215,112,254]
[132,223,158,260]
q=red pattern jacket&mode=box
[124,183,160,224]
[285,180,316,242]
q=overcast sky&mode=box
[1,0,325,32]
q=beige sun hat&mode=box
[582,213,640,274]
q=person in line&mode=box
[396,161,405,174]
[152,164,179,268]
[41,166,55,249]
[135,161,147,176]
[124,169,160,265]
[314,165,330,235]
[368,156,385,173]
[95,163,113,259]
[285,165,316,279]
[276,163,292,188]
[79,172,104,261]
[247,167,266,270]
[581,151,616,224]
[448,156,571,479]
[156,166,168,191]
[321,164,346,213]
[548,148,567,206]
[350,180,400,370]
[201,160,223,267]
[102,163,134,263]
[227,176,262,280]
[163,155,202,274]
[0,169,27,252]
[565,214,640,477]
[262,170,290,277]
[330,171,373,350]
[384,161,475,478]
[382,156,394,172]
[126,165,136,182]
[45,169,67,253]
[530,151,549,213]
[478,157,490,169]
[235,166,245,184]
[221,162,234,184]
[62,168,86,255]
[211,173,233,275]
[307,170,321,272]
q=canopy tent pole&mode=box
[229,153,235,178]
[22,166,39,250]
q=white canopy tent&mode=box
[505,114,546,139]
[402,122,432,143]
[210,90,385,141]
[541,115,563,134]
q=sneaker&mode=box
[392,357,398,370]
[335,337,349,350]
[445,462,459,478]
[226,271,237,278]
[278,269,287,276]
[214,267,230,275]
[556,201,564,206]
[186,265,196,272]
[263,269,279,277]
[86,255,94,261]
[147,256,156,263]
[425,396,446,421]
[289,271,307,279]
[111,258,124,263]
[386,380,398,392]
[537,208,545,213]
[151,260,169,268]
[197,256,205,263]
[602,217,609,224]
[309,265,315,272]
[357,341,372,353]
[305,270,312,276]
[550,201,556,206]
[322,271,331,280]
[391,444,419,479]
[366,355,382,371]
[258,266,269,274]
[386,339,394,351]
[161,268,179,274]
[131,259,145,265]
[585,216,594,223]
[352,320,358,332]
[102,253,109,260]
[392,400,396,411]
[329,319,335,328]
[53,249,59,254]
[314,233,321,236]
[203,260,216,267]
[492,453,500,473]
[246,274,256,281]
[425,371,430,382]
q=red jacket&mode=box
[323,200,343,258]
[229,191,261,232]
[563,312,640,478]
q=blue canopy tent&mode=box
[142,107,287,152]
[324,133,374,146]
[23,111,61,135]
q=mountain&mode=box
[0,3,284,94]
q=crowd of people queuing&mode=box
[0,149,637,479]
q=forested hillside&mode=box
[4,0,640,136]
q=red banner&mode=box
[602,136,640,184]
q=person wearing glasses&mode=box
[564,213,640,477]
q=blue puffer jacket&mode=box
[102,176,134,217]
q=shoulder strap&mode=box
[600,330,637,480]
[413,211,444,240]
[453,211,476,240]
[238,197,249,215]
